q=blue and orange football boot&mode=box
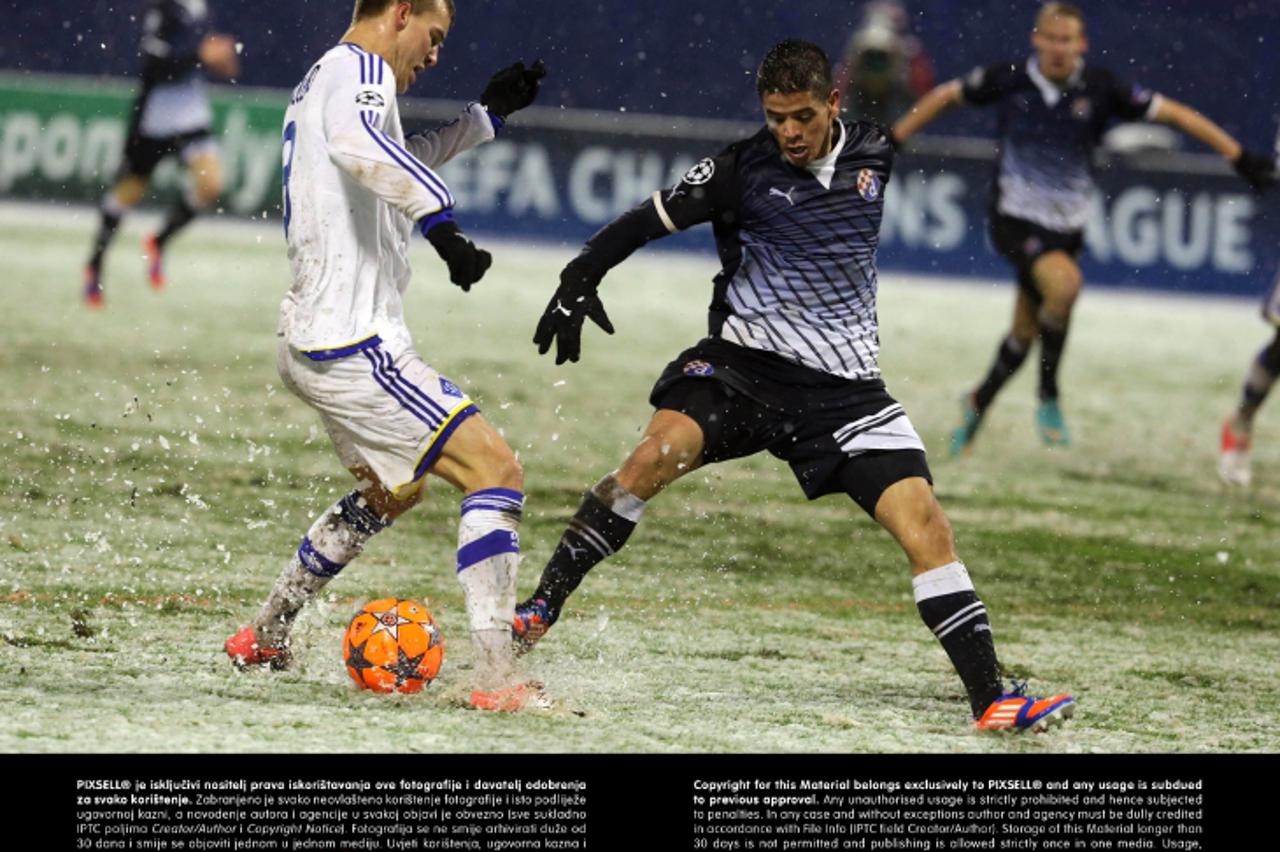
[511,598,551,654]
[975,681,1075,733]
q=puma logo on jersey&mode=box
[769,186,797,205]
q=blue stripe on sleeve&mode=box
[360,113,451,209]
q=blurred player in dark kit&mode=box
[516,39,1075,732]
[891,2,1276,454]
[83,0,239,306]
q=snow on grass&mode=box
[1,203,1278,753]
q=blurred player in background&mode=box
[835,0,934,126]
[515,39,1075,732]
[83,0,240,307]
[1220,133,1280,487]
[891,2,1277,455]
[223,0,548,712]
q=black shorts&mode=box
[122,128,214,179]
[650,339,932,516]
[990,212,1084,298]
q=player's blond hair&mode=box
[1035,2,1085,34]
[352,0,454,23]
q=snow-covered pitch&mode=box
[2,202,1278,752]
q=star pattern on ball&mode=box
[367,603,411,641]
[388,647,429,686]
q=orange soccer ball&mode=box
[342,598,444,693]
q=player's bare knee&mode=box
[1010,323,1037,349]
[490,450,524,492]
[620,434,694,493]
[919,501,956,554]
[361,482,419,521]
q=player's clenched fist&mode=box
[533,262,614,364]
[481,60,547,120]
[419,211,491,291]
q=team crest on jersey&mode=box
[355,90,386,108]
[682,360,714,377]
[857,169,881,202]
[681,158,716,186]
[439,378,464,398]
[1071,97,1092,120]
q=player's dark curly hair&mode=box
[353,0,455,22]
[756,40,833,99]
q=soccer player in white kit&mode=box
[225,0,548,712]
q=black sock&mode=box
[914,562,1004,717]
[155,197,199,247]
[1037,311,1070,402]
[88,207,124,270]
[530,478,644,624]
[973,335,1030,411]
[1241,333,1280,417]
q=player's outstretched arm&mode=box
[891,79,963,147]
[1152,98,1277,189]
[533,148,739,364]
[325,56,456,222]
[405,61,546,170]
[406,104,498,168]
[532,199,674,364]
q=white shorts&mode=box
[277,335,478,497]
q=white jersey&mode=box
[279,43,496,358]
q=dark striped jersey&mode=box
[962,58,1158,233]
[133,0,214,138]
[647,120,895,381]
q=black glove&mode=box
[1233,149,1277,190]
[481,59,547,120]
[533,263,615,364]
[419,212,491,291]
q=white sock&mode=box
[456,488,524,690]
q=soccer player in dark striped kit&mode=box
[517,39,1074,732]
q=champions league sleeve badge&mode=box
[681,158,716,186]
